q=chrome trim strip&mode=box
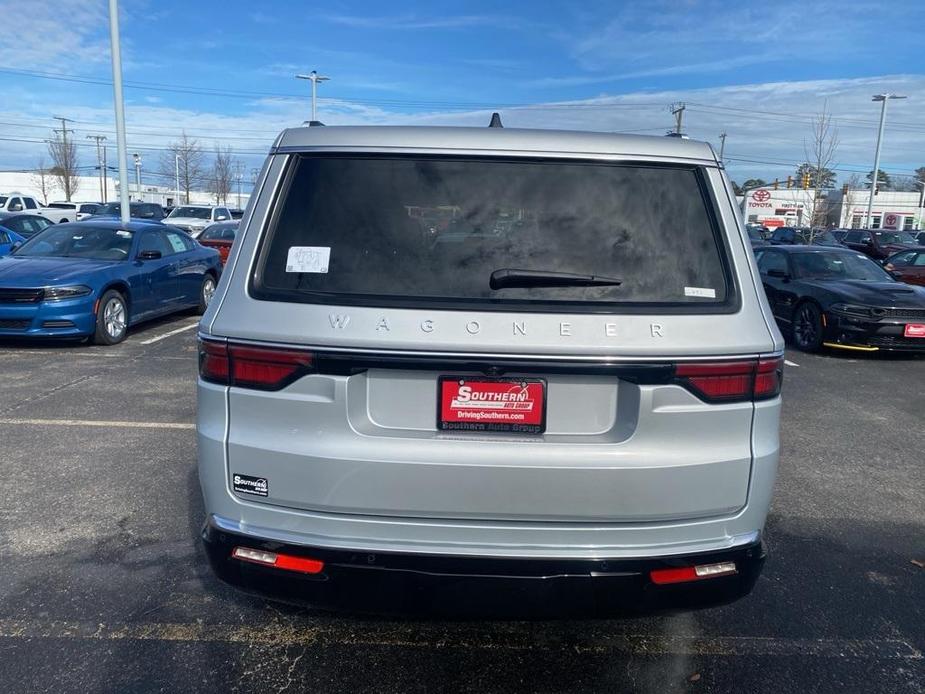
[197,332,784,364]
[208,513,761,559]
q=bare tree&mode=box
[47,133,79,201]
[802,103,839,239]
[159,132,205,204]
[209,145,234,205]
[31,156,52,205]
[842,174,864,228]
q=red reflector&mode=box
[232,546,324,575]
[198,339,314,390]
[650,561,737,585]
[675,357,783,402]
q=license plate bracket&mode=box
[437,377,547,434]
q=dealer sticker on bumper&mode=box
[438,377,546,434]
[904,323,925,338]
[233,473,268,497]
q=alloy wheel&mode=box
[104,297,126,339]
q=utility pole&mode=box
[296,71,330,122]
[668,102,686,136]
[132,153,142,201]
[175,154,181,207]
[52,115,76,200]
[87,135,107,202]
[865,93,907,229]
[107,0,131,225]
[234,161,244,209]
[718,132,727,161]
[101,142,108,202]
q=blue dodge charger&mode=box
[0,220,222,344]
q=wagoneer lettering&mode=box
[198,124,783,615]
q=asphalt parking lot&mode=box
[0,318,922,693]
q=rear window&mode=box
[252,155,733,311]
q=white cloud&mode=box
[0,0,109,71]
[2,75,924,186]
[320,13,519,30]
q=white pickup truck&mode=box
[0,193,98,223]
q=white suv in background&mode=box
[166,205,233,237]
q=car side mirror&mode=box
[11,242,21,251]
[767,269,790,280]
[861,237,871,244]
[137,249,162,260]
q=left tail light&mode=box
[199,339,315,390]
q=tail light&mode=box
[199,339,314,390]
[675,357,783,403]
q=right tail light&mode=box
[675,357,783,403]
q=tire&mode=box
[60,218,69,223]
[92,289,128,345]
[792,302,823,352]
[197,274,217,314]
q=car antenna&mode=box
[488,112,503,128]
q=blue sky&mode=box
[2,0,925,190]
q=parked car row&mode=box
[754,245,925,353]
[0,220,224,344]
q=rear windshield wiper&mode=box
[489,268,623,290]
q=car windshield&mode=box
[792,251,893,281]
[169,207,211,219]
[47,203,74,209]
[874,231,915,244]
[747,228,763,240]
[96,203,155,217]
[201,224,237,240]
[13,225,134,260]
[799,230,841,246]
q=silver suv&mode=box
[197,125,784,615]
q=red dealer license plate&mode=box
[438,377,547,434]
[904,323,925,338]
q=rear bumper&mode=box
[202,516,766,616]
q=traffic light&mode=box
[801,173,811,189]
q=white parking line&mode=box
[784,359,799,367]
[139,321,199,345]
[0,418,194,430]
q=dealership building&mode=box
[824,189,924,230]
[739,186,924,230]
[739,188,817,228]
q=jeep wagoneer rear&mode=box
[197,126,783,614]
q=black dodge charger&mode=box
[754,245,925,353]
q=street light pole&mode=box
[175,154,181,207]
[107,0,131,226]
[295,71,330,121]
[865,93,907,229]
